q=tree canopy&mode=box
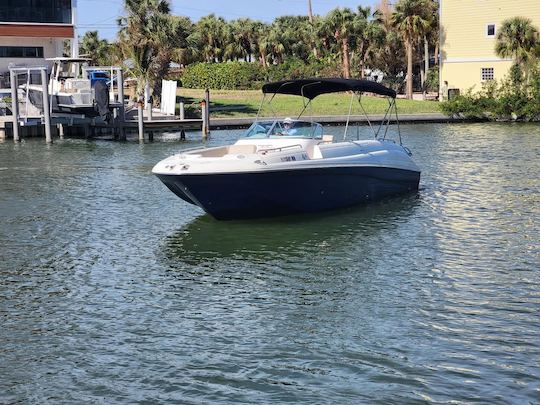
[84,0,448,97]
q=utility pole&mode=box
[308,0,318,57]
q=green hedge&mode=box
[179,59,342,90]
[181,62,266,90]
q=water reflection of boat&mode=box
[162,195,420,264]
[153,78,421,220]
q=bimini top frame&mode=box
[257,78,403,145]
[262,78,396,99]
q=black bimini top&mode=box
[262,78,396,99]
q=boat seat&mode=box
[193,144,257,158]
[321,135,333,143]
[227,144,257,154]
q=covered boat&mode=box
[153,78,421,220]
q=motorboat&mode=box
[22,57,121,120]
[153,78,421,220]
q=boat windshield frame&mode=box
[256,78,403,145]
[242,119,324,139]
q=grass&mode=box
[176,88,441,118]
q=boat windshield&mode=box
[243,120,323,139]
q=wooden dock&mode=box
[0,115,203,140]
[1,65,210,143]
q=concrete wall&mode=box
[442,59,513,95]
[0,36,64,73]
[440,0,540,95]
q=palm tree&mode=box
[268,25,287,65]
[170,16,199,66]
[195,14,227,63]
[253,23,272,67]
[230,18,258,62]
[118,0,187,103]
[323,7,357,78]
[79,31,109,65]
[391,0,434,98]
[354,6,379,78]
[273,16,312,60]
[495,16,540,79]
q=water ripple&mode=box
[1,124,539,403]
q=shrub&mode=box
[440,63,540,121]
[381,75,405,93]
[179,58,345,90]
[425,67,439,92]
[266,58,319,82]
[181,62,266,90]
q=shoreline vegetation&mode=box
[79,1,540,122]
[440,72,540,122]
[86,0,440,104]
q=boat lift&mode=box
[9,66,51,142]
[7,65,127,143]
[3,64,205,143]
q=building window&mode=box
[0,46,44,58]
[481,67,494,81]
[0,0,72,24]
[487,24,496,37]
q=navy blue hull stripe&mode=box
[156,166,420,220]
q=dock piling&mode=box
[9,70,20,142]
[204,88,210,136]
[57,123,64,138]
[137,101,144,141]
[201,100,207,139]
[40,69,52,143]
[117,68,126,140]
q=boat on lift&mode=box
[22,57,121,120]
[153,78,421,220]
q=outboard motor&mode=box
[93,80,111,124]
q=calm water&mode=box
[1,123,539,404]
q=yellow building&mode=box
[439,0,540,99]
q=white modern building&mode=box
[0,0,77,78]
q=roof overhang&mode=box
[0,24,74,38]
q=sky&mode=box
[77,0,378,40]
